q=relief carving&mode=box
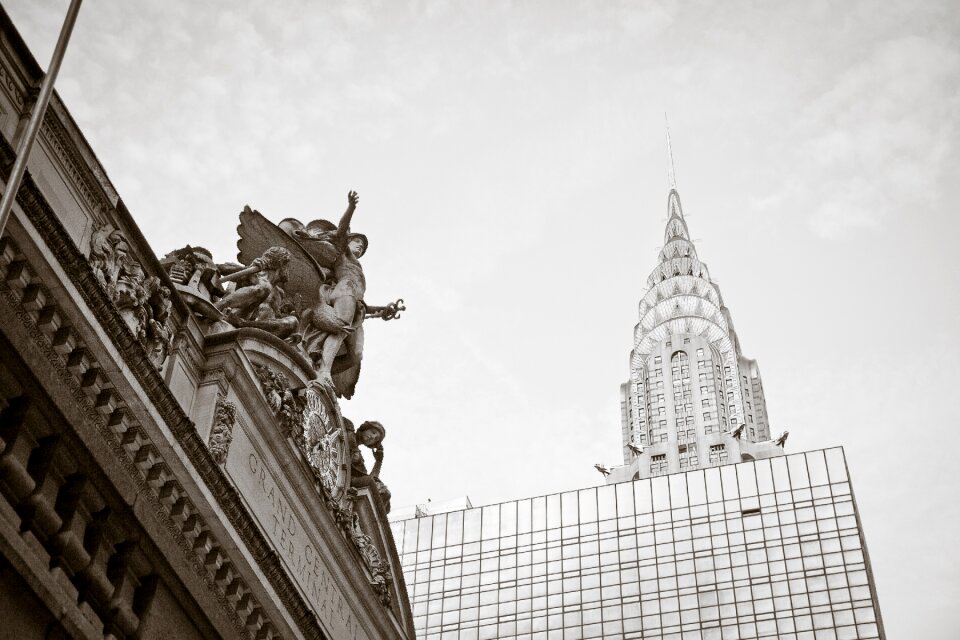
[253,364,306,442]
[349,512,393,607]
[89,223,173,368]
[208,395,237,465]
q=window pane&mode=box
[597,485,617,521]
[580,488,598,523]
[481,505,500,539]
[532,496,547,531]
[770,456,791,492]
[402,520,418,553]
[705,467,723,503]
[669,473,689,508]
[547,494,561,528]
[635,478,653,515]
[652,476,670,512]
[562,490,579,526]
[788,453,810,488]
[687,470,707,506]
[432,513,448,548]
[737,462,758,498]
[501,501,517,536]
[464,508,482,543]
[517,499,532,534]
[418,516,434,551]
[806,450,829,486]
[616,482,635,516]
[826,448,848,483]
[447,511,464,546]
[755,459,774,495]
[720,465,739,500]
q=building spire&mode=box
[665,113,677,191]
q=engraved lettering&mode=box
[238,446,365,639]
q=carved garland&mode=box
[208,395,237,465]
[252,364,305,444]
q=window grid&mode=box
[396,448,881,640]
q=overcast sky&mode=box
[6,1,958,636]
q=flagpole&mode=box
[0,0,83,237]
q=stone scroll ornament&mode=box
[88,223,173,368]
[230,191,404,399]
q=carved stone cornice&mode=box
[0,139,334,639]
[38,111,114,224]
[201,366,232,396]
[0,57,24,109]
[0,237,258,638]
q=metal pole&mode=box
[0,0,83,237]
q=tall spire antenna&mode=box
[665,112,677,191]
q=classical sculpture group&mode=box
[160,191,402,519]
[214,190,403,399]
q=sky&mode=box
[5,1,959,637]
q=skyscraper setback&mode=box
[608,189,784,484]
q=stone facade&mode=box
[0,8,413,640]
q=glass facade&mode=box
[392,448,884,640]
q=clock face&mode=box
[303,382,348,502]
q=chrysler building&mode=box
[607,188,786,483]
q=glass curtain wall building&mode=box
[392,448,884,640]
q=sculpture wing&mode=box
[236,206,327,307]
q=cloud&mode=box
[798,35,960,237]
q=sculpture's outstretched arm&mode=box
[335,190,359,244]
[364,298,405,321]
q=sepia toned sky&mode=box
[6,1,958,636]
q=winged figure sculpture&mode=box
[232,191,402,399]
